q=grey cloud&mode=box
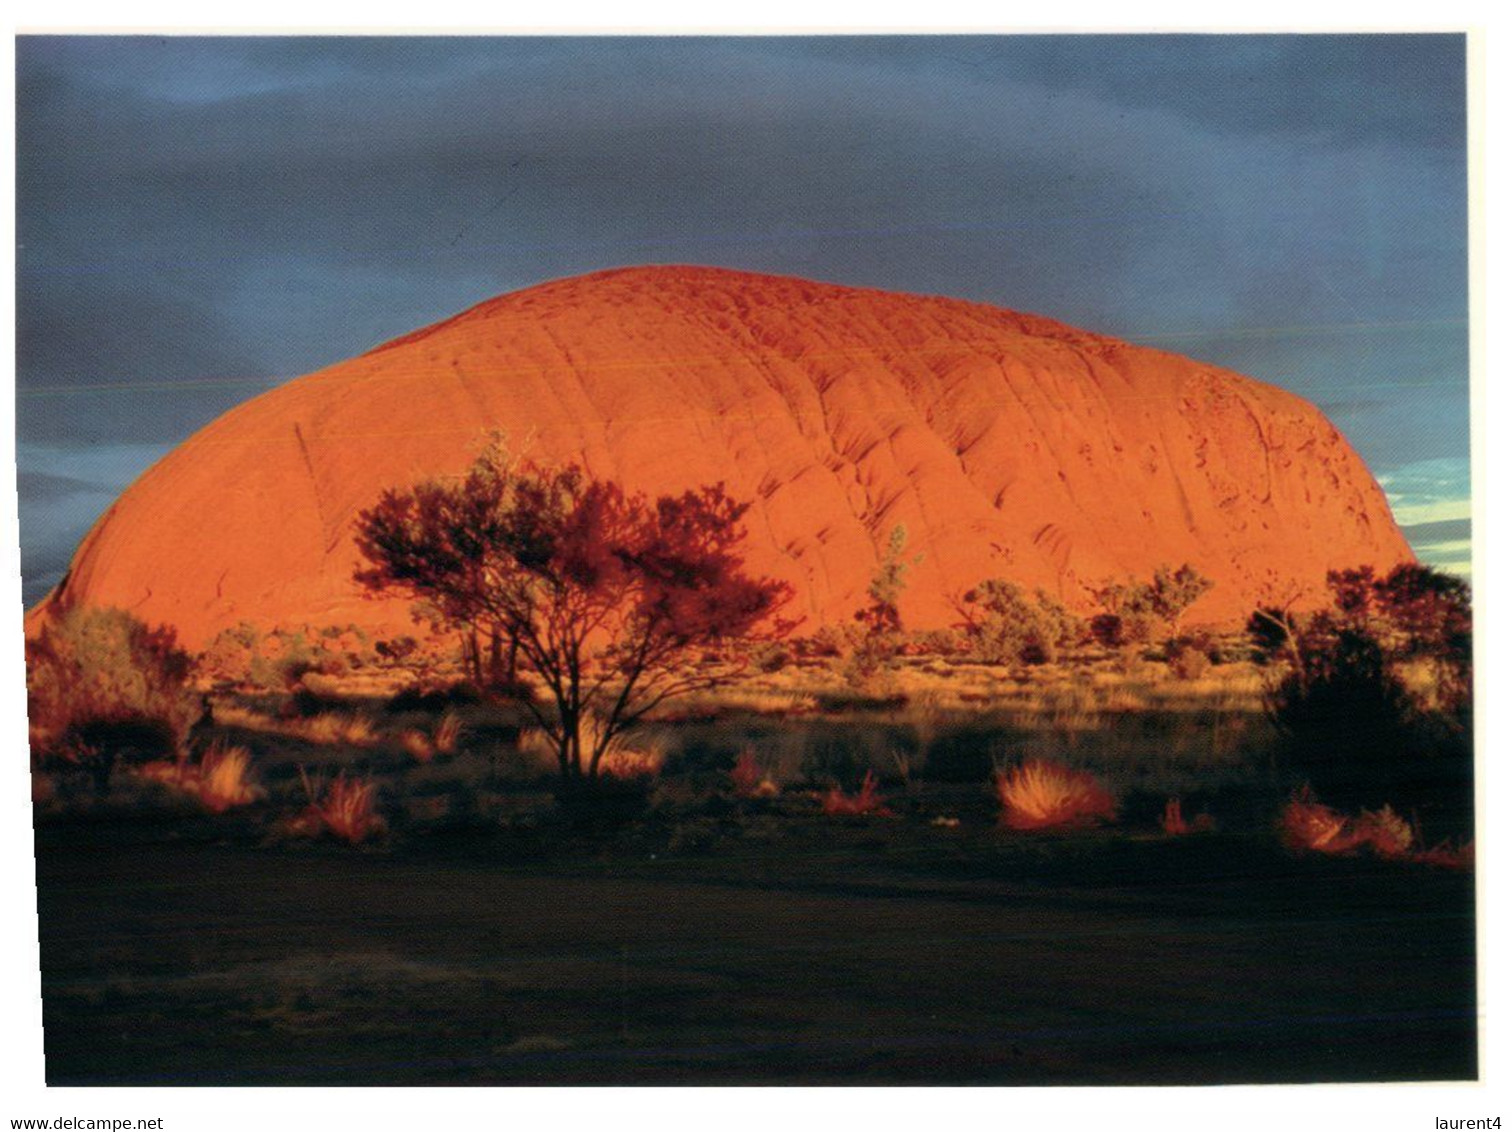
[1399,517,1471,545]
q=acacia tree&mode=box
[353,443,792,782]
[957,580,1085,665]
[1093,563,1214,645]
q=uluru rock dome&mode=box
[35,266,1412,649]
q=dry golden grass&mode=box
[215,703,379,747]
[213,702,277,732]
[515,720,667,779]
[993,759,1117,830]
[300,712,378,746]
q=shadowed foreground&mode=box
[35,818,1475,1085]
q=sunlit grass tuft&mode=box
[287,768,384,844]
[993,759,1116,830]
[198,743,262,813]
[433,708,465,754]
[400,728,436,762]
[133,741,263,813]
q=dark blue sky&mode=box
[15,34,1469,603]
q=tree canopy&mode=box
[353,441,791,780]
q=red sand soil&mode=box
[30,266,1411,649]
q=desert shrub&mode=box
[1277,789,1352,852]
[993,759,1117,830]
[1257,563,1471,842]
[959,580,1084,665]
[1088,613,1128,649]
[1351,804,1415,858]
[1267,616,1470,839]
[197,621,262,683]
[804,624,852,659]
[1416,840,1475,871]
[375,636,419,666]
[1166,642,1212,681]
[837,525,921,690]
[243,628,328,692]
[1095,563,1213,644]
[912,627,966,656]
[855,524,918,638]
[27,607,198,784]
[746,641,794,673]
[197,743,261,813]
[1362,564,1471,714]
[294,711,379,747]
[1266,628,1419,807]
[840,631,903,691]
[597,750,664,781]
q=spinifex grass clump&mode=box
[993,759,1117,830]
[300,712,379,746]
[134,741,263,814]
[401,728,437,762]
[433,708,465,754]
[196,744,262,813]
[821,770,891,816]
[730,749,780,798]
[1278,789,1427,862]
[1278,789,1351,852]
[287,768,384,844]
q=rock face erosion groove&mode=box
[32,266,1411,648]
